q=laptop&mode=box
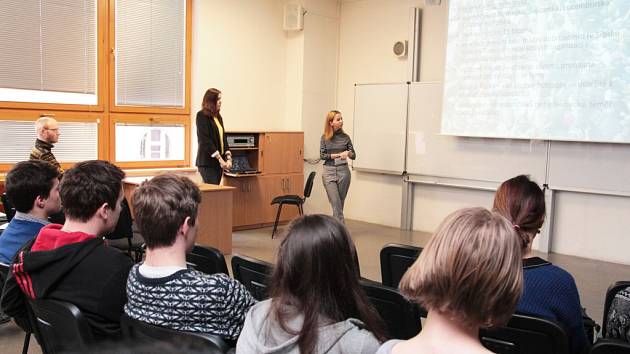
[229,156,258,174]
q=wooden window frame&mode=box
[0,0,193,173]
[108,0,192,115]
[0,109,107,172]
[109,113,190,169]
[0,0,107,112]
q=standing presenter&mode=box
[196,88,232,184]
[320,110,356,223]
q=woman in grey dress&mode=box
[320,110,356,223]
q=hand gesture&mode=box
[339,151,350,160]
[225,159,233,170]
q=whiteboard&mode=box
[405,82,548,183]
[352,83,408,174]
[548,142,630,194]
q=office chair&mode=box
[602,280,630,336]
[186,245,229,276]
[105,197,145,262]
[360,280,422,340]
[379,243,422,289]
[270,171,316,238]
[120,314,230,354]
[0,263,32,354]
[590,339,630,354]
[29,299,95,354]
[479,314,569,354]
[231,254,273,301]
[1,193,16,222]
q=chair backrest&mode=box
[360,280,421,340]
[479,314,569,354]
[1,193,16,222]
[303,171,316,198]
[186,245,229,276]
[379,243,422,288]
[602,280,630,335]
[231,254,273,301]
[590,339,630,354]
[29,299,94,354]
[120,314,230,353]
[105,197,133,240]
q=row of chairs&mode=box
[230,245,630,354]
[3,241,629,353]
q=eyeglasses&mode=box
[45,128,59,132]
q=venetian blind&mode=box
[0,120,98,163]
[0,0,97,104]
[115,0,186,107]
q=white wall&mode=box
[189,0,629,265]
[191,0,290,145]
[325,0,630,265]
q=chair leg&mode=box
[22,333,30,354]
[271,204,283,239]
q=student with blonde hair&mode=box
[377,207,523,354]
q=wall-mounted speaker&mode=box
[283,3,304,31]
[393,40,408,58]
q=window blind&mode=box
[0,120,98,163]
[0,0,97,104]
[115,0,186,107]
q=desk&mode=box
[123,177,235,254]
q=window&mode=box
[113,0,189,111]
[0,0,98,106]
[0,0,192,172]
[115,124,185,162]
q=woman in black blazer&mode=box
[196,88,232,184]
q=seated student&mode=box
[124,174,255,341]
[377,207,523,354]
[493,175,587,354]
[0,160,61,265]
[606,286,630,342]
[1,160,134,340]
[236,214,387,354]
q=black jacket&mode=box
[1,236,133,340]
[195,110,230,167]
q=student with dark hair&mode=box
[493,175,587,354]
[0,160,61,264]
[236,214,387,354]
[1,160,133,340]
[196,88,232,184]
[125,174,255,341]
[377,208,523,354]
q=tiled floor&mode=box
[1,219,628,353]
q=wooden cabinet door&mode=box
[261,175,301,223]
[224,177,264,227]
[223,178,248,227]
[287,134,304,173]
[286,173,304,197]
[243,177,265,225]
[262,133,290,174]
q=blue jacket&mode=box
[517,257,587,354]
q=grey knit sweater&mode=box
[320,131,357,166]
